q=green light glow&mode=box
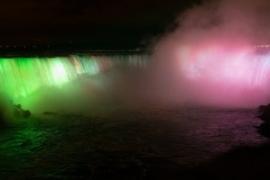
[0,56,103,106]
[0,54,148,112]
[51,59,69,85]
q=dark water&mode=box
[0,107,265,179]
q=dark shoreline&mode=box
[0,49,149,58]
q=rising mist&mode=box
[151,0,270,108]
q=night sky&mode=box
[0,0,200,49]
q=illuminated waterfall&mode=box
[0,54,148,107]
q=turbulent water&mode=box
[0,107,266,179]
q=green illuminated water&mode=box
[0,56,104,105]
[0,54,148,111]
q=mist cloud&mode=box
[151,0,270,108]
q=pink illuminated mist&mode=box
[151,0,270,108]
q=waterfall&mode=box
[0,54,149,108]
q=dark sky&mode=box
[0,0,200,48]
